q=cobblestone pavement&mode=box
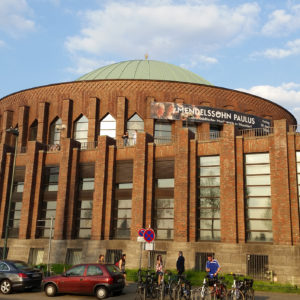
[0,284,299,299]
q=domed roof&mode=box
[76,60,212,85]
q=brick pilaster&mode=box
[54,138,77,239]
[116,97,126,143]
[88,97,99,143]
[2,111,14,145]
[220,123,237,243]
[30,150,46,239]
[17,106,29,149]
[145,97,155,136]
[131,132,148,240]
[145,143,154,227]
[189,139,197,242]
[270,119,292,245]
[104,145,116,240]
[91,135,115,240]
[0,153,13,238]
[61,99,73,138]
[236,136,245,243]
[174,128,191,242]
[65,148,80,239]
[37,102,49,144]
[19,141,40,239]
[287,132,300,244]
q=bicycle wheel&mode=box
[200,286,212,300]
[183,282,191,300]
[135,284,146,300]
[169,281,178,300]
[219,285,227,300]
[244,288,254,300]
[151,282,159,299]
[227,288,245,300]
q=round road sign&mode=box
[138,228,146,237]
[143,228,155,243]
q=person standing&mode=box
[97,254,105,264]
[122,131,129,146]
[176,251,185,275]
[119,254,127,283]
[156,254,164,285]
[206,254,221,278]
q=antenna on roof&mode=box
[144,53,149,60]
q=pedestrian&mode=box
[122,131,129,146]
[119,254,127,283]
[156,254,164,285]
[176,251,185,275]
[97,254,105,264]
[205,254,221,279]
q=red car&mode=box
[41,263,125,299]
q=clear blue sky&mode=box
[1,0,300,123]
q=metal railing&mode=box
[79,141,98,150]
[46,144,61,152]
[196,131,221,142]
[238,127,274,137]
[117,138,136,148]
[154,136,174,145]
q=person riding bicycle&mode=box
[206,254,221,282]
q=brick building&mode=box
[0,60,299,283]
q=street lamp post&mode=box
[3,127,19,259]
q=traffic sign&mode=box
[138,228,146,237]
[143,228,155,243]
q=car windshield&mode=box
[106,265,122,275]
[12,261,30,270]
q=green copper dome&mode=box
[76,60,212,85]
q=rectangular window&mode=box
[8,167,25,238]
[75,164,94,239]
[37,166,59,238]
[65,249,82,265]
[247,254,268,280]
[154,159,174,240]
[105,249,122,264]
[113,161,133,239]
[197,156,221,241]
[195,252,215,271]
[154,120,172,144]
[28,248,44,266]
[245,153,273,242]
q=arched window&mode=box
[99,114,116,138]
[29,120,38,141]
[74,115,88,144]
[49,118,62,145]
[126,113,144,138]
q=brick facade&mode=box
[0,78,300,284]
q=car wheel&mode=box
[45,283,57,297]
[0,279,12,294]
[96,286,108,299]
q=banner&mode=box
[150,102,271,129]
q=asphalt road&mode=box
[0,284,299,300]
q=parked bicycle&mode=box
[157,270,178,300]
[172,274,191,300]
[227,274,245,300]
[135,269,159,300]
[198,275,227,300]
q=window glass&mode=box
[127,114,144,137]
[245,164,270,175]
[157,178,174,188]
[74,115,88,144]
[246,175,271,185]
[296,152,300,161]
[118,200,132,209]
[66,265,85,276]
[87,265,103,276]
[154,120,172,144]
[117,183,133,189]
[156,198,174,209]
[49,118,62,145]
[100,114,116,138]
[245,153,269,164]
[197,156,220,241]
[200,156,220,166]
[245,153,272,242]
